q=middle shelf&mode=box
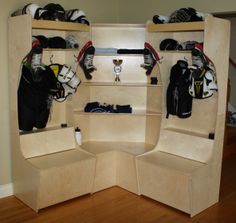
[73,109,162,116]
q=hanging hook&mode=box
[183,56,188,62]
[74,54,78,63]
[50,54,54,64]
[158,56,164,64]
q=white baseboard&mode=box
[0,183,13,198]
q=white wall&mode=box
[1,0,236,188]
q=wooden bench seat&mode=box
[136,129,215,217]
[16,127,96,211]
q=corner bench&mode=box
[81,141,154,194]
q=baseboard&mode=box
[0,183,13,198]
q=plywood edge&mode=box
[32,19,90,31]
[147,20,205,32]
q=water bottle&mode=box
[75,127,82,145]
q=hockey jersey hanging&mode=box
[189,44,217,99]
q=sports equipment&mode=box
[177,41,199,51]
[33,35,48,48]
[166,60,192,118]
[54,83,76,102]
[65,35,79,49]
[18,65,60,131]
[44,3,65,21]
[11,3,50,20]
[49,64,80,86]
[169,7,203,23]
[141,42,160,75]
[23,41,45,83]
[78,42,97,80]
[47,36,66,48]
[159,39,179,50]
[48,64,80,102]
[65,9,90,25]
[153,15,170,24]
[188,44,217,99]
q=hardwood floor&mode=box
[1,130,236,223]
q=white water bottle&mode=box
[75,127,82,145]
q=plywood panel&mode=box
[156,129,214,163]
[20,127,76,159]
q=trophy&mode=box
[113,59,123,82]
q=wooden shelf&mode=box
[32,19,90,32]
[43,48,79,52]
[80,82,162,87]
[73,110,162,116]
[159,50,192,54]
[147,21,205,32]
[95,53,143,57]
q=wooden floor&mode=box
[1,128,236,223]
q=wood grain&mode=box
[1,136,236,223]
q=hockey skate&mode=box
[78,41,97,80]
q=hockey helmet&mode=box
[44,3,65,21]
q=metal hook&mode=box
[50,54,54,64]
[74,54,78,63]
[183,56,188,62]
[158,56,164,64]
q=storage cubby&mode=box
[137,16,230,217]
[8,15,96,211]
[9,15,230,216]
[74,24,162,146]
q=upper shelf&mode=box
[32,18,90,32]
[147,20,205,32]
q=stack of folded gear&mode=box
[84,102,132,113]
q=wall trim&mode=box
[0,183,13,198]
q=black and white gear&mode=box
[65,35,79,49]
[79,45,97,80]
[141,48,156,75]
[49,64,79,85]
[48,64,80,101]
[66,9,90,25]
[153,15,170,24]
[141,42,160,75]
[189,68,214,99]
[30,45,46,82]
[189,44,217,99]
[24,40,46,83]
[169,7,203,23]
[54,83,76,102]
[11,3,50,20]
[44,3,66,21]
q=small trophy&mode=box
[113,59,123,82]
